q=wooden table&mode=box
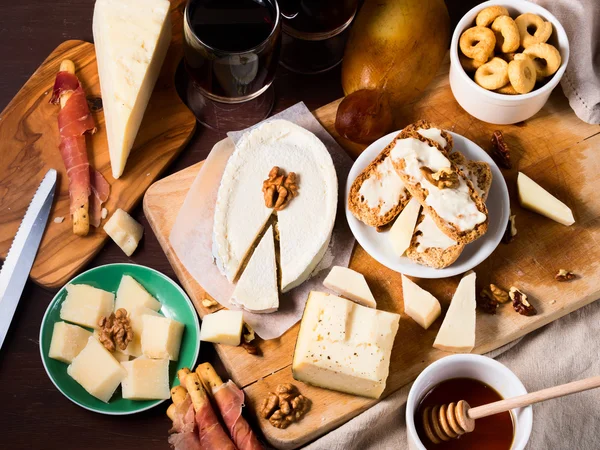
[0,1,484,448]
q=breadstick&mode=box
[196,362,223,394]
[170,385,187,405]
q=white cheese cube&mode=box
[49,322,93,364]
[67,336,126,402]
[401,275,441,329]
[293,292,400,399]
[517,172,575,226]
[60,284,115,329]
[121,357,170,400]
[434,271,477,353]
[116,275,161,312]
[103,209,144,256]
[122,306,162,356]
[323,266,376,308]
[389,197,422,256]
[141,315,184,360]
[199,310,244,346]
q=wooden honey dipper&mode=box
[422,375,600,444]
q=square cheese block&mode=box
[67,336,126,403]
[60,284,115,329]
[293,291,400,399]
[389,197,421,256]
[230,225,279,313]
[434,271,476,353]
[200,310,244,346]
[103,209,144,256]
[121,357,170,400]
[122,306,162,357]
[401,275,441,329]
[141,315,184,360]
[323,266,376,308]
[517,172,575,226]
[93,0,171,179]
[116,275,161,313]
[49,322,93,364]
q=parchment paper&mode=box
[169,102,354,339]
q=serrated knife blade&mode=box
[0,169,57,349]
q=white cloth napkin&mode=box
[306,300,600,449]
[533,0,600,124]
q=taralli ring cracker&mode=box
[459,53,489,73]
[495,83,519,95]
[460,26,496,62]
[474,57,509,90]
[475,5,509,27]
[491,16,520,53]
[523,42,561,79]
[498,52,517,63]
[508,54,536,94]
[515,13,553,48]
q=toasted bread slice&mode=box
[406,156,492,268]
[348,121,451,228]
[402,120,453,153]
[389,132,489,244]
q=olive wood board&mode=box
[0,0,195,288]
[143,58,600,449]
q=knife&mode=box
[0,169,57,350]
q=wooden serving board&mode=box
[0,0,195,288]
[144,58,600,449]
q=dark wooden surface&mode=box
[0,1,480,448]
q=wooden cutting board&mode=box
[144,58,600,449]
[0,0,195,288]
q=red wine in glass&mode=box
[183,0,281,107]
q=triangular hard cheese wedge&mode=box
[93,0,172,179]
[401,275,441,329]
[230,225,279,314]
[433,271,476,353]
[323,266,376,308]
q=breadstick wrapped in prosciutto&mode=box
[50,59,109,235]
[196,363,264,450]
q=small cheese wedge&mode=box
[67,336,126,403]
[401,275,441,329]
[293,292,400,399]
[389,198,421,256]
[121,357,170,400]
[93,0,172,179]
[141,315,185,361]
[49,322,93,364]
[517,172,575,226]
[433,271,476,353]
[116,275,161,312]
[230,225,279,313]
[103,209,144,256]
[323,266,376,308]
[200,310,244,346]
[60,284,115,329]
[122,307,162,356]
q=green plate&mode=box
[39,263,200,415]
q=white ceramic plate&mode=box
[345,131,510,279]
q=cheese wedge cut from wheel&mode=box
[93,0,171,179]
[517,172,575,226]
[213,120,337,291]
[230,225,279,313]
[401,275,441,329]
[323,266,376,308]
[433,271,476,353]
[389,197,421,256]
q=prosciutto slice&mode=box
[169,397,201,450]
[213,381,263,450]
[50,70,109,228]
[195,399,237,450]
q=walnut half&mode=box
[98,308,133,352]
[509,287,537,316]
[420,167,459,189]
[259,383,310,429]
[555,269,576,282]
[262,167,299,211]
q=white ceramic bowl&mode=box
[406,354,533,450]
[450,0,570,124]
[345,131,509,279]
